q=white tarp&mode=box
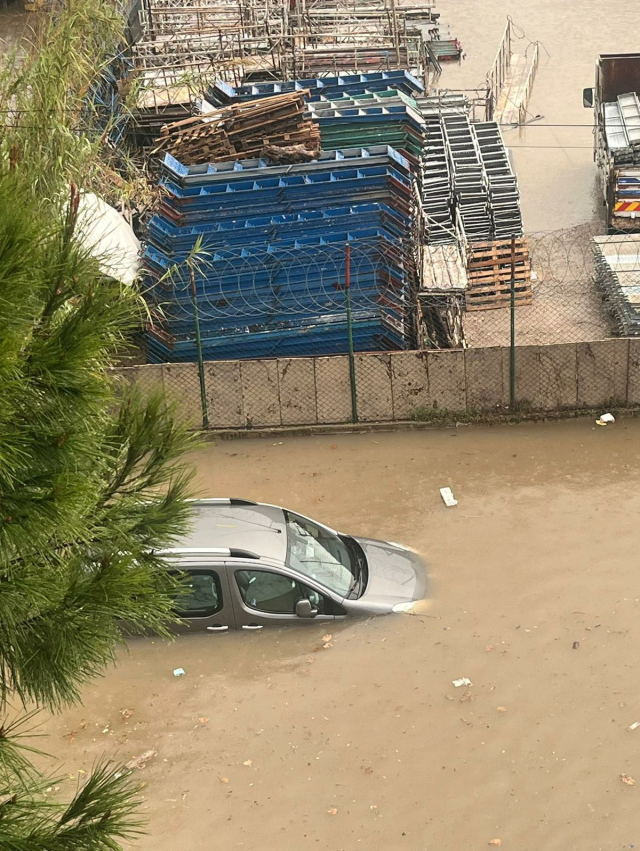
[76,192,141,285]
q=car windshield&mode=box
[284,511,356,597]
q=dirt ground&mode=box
[38,420,640,851]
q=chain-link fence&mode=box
[416,227,640,415]
[143,234,419,363]
[459,226,609,349]
[121,229,640,429]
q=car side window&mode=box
[235,569,326,615]
[175,570,222,618]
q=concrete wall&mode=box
[112,339,639,429]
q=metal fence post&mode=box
[189,266,209,429]
[345,244,359,424]
[509,235,516,409]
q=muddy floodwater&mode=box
[41,419,640,851]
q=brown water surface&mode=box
[40,419,640,850]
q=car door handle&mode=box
[206,625,229,632]
[242,624,263,630]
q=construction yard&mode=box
[16,0,627,367]
[5,0,639,364]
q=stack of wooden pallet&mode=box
[464,238,532,311]
[153,92,320,165]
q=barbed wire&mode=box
[144,236,418,361]
[143,226,640,364]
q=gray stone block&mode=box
[628,339,640,405]
[278,358,317,425]
[120,364,164,399]
[576,339,629,407]
[389,351,430,419]
[464,347,506,411]
[162,363,204,427]
[427,350,466,411]
[241,360,281,427]
[512,344,578,410]
[355,353,393,422]
[205,360,244,428]
[315,356,352,424]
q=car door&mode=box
[227,562,343,629]
[171,562,237,634]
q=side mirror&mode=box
[583,87,594,108]
[295,599,317,619]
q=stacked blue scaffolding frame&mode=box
[143,146,417,362]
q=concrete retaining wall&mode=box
[113,339,637,429]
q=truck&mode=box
[584,53,640,233]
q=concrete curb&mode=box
[203,406,640,440]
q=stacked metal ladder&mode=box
[473,121,522,239]
[593,234,640,335]
[442,114,492,241]
[604,93,640,165]
[618,93,640,148]
[421,117,454,243]
[418,94,469,245]
[604,101,629,154]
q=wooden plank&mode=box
[469,238,527,249]
[468,280,531,292]
[467,262,530,276]
[467,247,528,263]
[153,91,320,165]
[467,259,529,272]
[468,268,531,285]
[469,274,531,284]
[468,244,528,258]
[469,245,528,255]
[468,238,527,251]
[466,287,532,300]
[466,282,532,297]
[465,239,532,298]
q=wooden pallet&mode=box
[467,238,528,262]
[467,264,531,284]
[464,238,533,311]
[465,281,532,311]
[154,91,321,165]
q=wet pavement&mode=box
[41,419,640,851]
[438,0,640,233]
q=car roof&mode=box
[174,500,288,564]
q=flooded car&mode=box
[161,499,428,632]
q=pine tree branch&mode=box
[0,3,191,849]
[0,710,47,792]
[0,760,144,851]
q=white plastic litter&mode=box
[452,677,472,688]
[629,721,640,731]
[76,192,141,285]
[596,412,615,426]
[440,487,458,507]
[173,668,186,677]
